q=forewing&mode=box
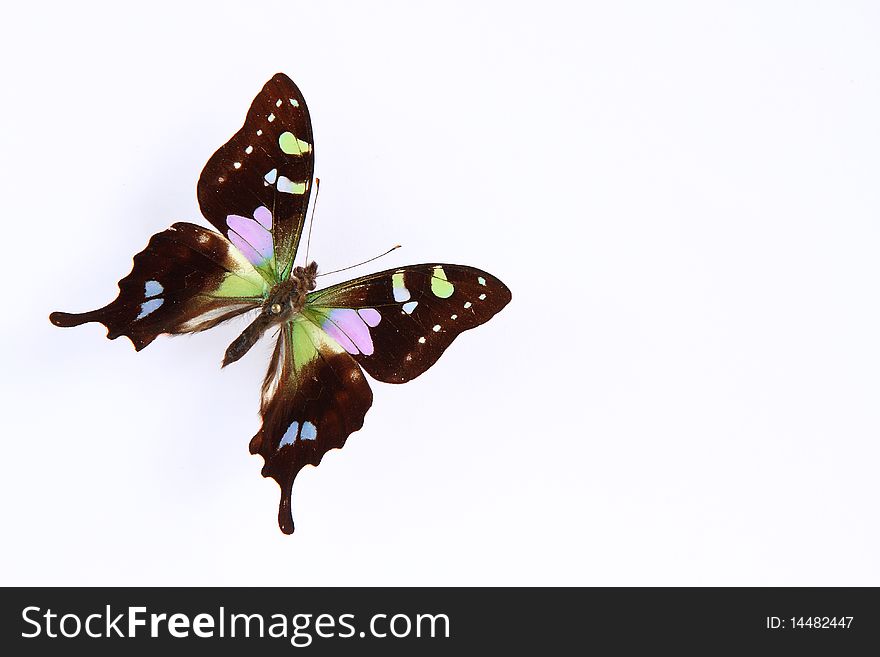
[50,223,268,350]
[305,264,511,383]
[251,319,373,534]
[197,73,314,284]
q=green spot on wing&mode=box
[277,177,307,194]
[278,131,311,156]
[430,266,455,298]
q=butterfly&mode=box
[50,73,511,534]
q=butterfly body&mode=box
[222,262,317,367]
[51,74,510,534]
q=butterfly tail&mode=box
[51,305,152,350]
[50,309,98,327]
[249,429,296,534]
[278,487,295,535]
[51,306,151,347]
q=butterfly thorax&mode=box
[270,261,318,317]
[222,261,317,367]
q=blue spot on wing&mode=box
[144,280,163,298]
[136,298,163,320]
[279,421,299,448]
[301,421,317,440]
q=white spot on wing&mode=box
[418,336,426,344]
[263,328,288,405]
[245,145,253,154]
[433,324,441,332]
[268,113,275,122]
[479,293,486,300]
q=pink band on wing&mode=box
[226,209,274,265]
[322,308,375,356]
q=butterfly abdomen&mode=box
[222,313,274,367]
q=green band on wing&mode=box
[215,272,268,298]
[291,318,319,372]
[291,312,347,373]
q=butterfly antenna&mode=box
[303,177,321,264]
[317,244,402,277]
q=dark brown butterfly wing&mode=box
[248,264,509,533]
[305,264,512,382]
[197,72,314,284]
[50,223,267,350]
[252,321,373,534]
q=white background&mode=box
[2,1,878,585]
